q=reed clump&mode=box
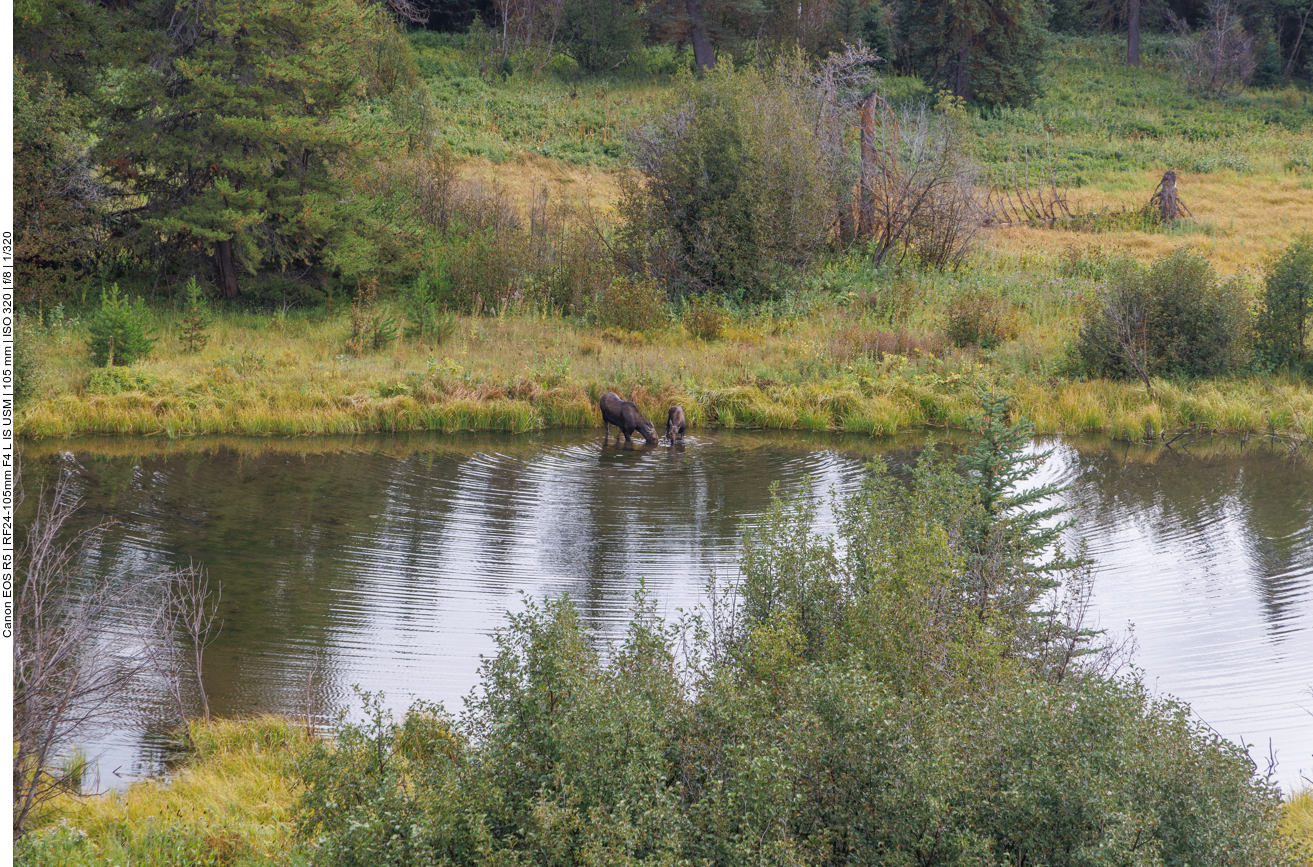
[1281,788,1313,859]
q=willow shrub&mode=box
[1075,247,1251,381]
[622,59,849,302]
[297,440,1292,867]
[1255,233,1313,369]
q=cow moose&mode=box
[599,392,658,444]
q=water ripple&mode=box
[22,432,1313,791]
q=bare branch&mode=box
[13,460,220,839]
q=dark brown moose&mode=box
[666,406,686,443]
[599,392,658,444]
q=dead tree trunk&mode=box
[826,88,856,244]
[214,239,239,299]
[1283,3,1312,79]
[686,0,715,73]
[953,43,972,101]
[858,92,878,241]
[1128,0,1141,66]
[1148,170,1192,222]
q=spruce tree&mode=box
[958,388,1080,622]
[896,0,1048,106]
[96,0,405,297]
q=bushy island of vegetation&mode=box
[15,404,1313,864]
[12,0,1313,861]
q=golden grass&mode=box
[19,717,312,867]
[18,304,1313,441]
[1282,788,1313,864]
[958,171,1313,274]
[455,154,630,217]
[457,154,1313,276]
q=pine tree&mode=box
[896,0,1048,107]
[96,0,404,297]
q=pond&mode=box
[17,430,1313,793]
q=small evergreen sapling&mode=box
[959,388,1099,674]
[177,278,211,353]
[959,388,1077,601]
[86,284,155,367]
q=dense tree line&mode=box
[13,0,1313,307]
[14,0,438,303]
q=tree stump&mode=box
[1148,170,1192,222]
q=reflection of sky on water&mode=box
[1041,440,1313,791]
[321,437,865,718]
[21,432,1313,794]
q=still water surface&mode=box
[20,430,1313,791]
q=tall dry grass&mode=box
[17,301,1313,440]
[16,717,312,867]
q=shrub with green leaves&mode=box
[682,293,727,341]
[345,278,396,356]
[622,59,849,301]
[945,291,1015,349]
[1255,233,1313,369]
[86,285,155,367]
[591,276,668,333]
[14,312,44,400]
[1075,247,1250,381]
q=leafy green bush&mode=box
[622,60,848,301]
[945,291,1016,349]
[558,0,641,72]
[86,367,160,394]
[1255,233,1313,369]
[591,276,668,333]
[1075,248,1251,381]
[13,312,44,400]
[297,598,687,867]
[345,279,396,356]
[682,293,727,341]
[86,285,155,367]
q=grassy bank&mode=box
[16,718,310,867]
[17,278,1313,441]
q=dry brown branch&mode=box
[859,100,981,270]
[1106,289,1156,396]
[146,564,223,725]
[13,462,147,837]
[1173,1,1256,97]
[385,0,430,23]
[982,143,1074,227]
[13,460,222,839]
